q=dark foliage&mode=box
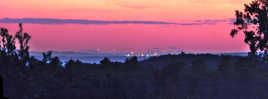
[15,23,31,64]
[42,51,53,64]
[100,57,112,65]
[0,28,16,56]
[231,0,268,56]
[125,56,138,64]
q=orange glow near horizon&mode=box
[0,0,252,21]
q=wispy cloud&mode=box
[177,18,235,26]
[0,18,234,25]
[0,18,175,25]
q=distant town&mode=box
[31,47,182,57]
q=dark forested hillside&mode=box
[2,51,268,99]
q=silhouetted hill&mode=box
[2,52,268,99]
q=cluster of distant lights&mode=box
[125,51,159,57]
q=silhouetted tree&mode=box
[231,0,268,56]
[125,56,138,64]
[66,59,83,68]
[0,28,16,56]
[42,51,53,64]
[100,57,112,65]
[124,56,141,70]
[50,56,61,66]
[180,51,186,56]
[48,56,64,73]
[15,23,31,63]
[65,59,75,66]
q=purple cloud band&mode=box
[0,18,234,25]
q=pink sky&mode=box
[0,0,252,52]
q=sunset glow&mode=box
[0,0,252,52]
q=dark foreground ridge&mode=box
[2,52,268,99]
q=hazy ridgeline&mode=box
[30,51,149,64]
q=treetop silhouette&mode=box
[230,0,268,55]
[0,23,31,64]
[16,23,31,63]
[231,0,268,56]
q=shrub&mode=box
[100,57,112,65]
